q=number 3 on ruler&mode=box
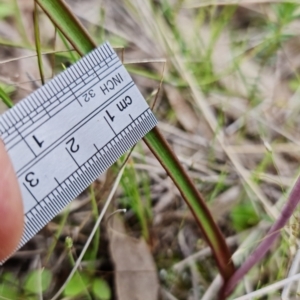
[25,172,39,187]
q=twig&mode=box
[281,247,300,299]
[173,234,239,272]
[233,272,300,300]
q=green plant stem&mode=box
[144,128,234,278]
[0,87,13,108]
[35,0,94,56]
[121,162,150,241]
[13,0,30,46]
[67,243,92,300]
[44,207,69,265]
[33,2,45,85]
[57,30,78,63]
[89,185,100,261]
[35,0,235,281]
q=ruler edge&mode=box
[0,42,114,140]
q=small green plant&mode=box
[24,269,52,295]
[230,202,260,232]
[63,272,90,298]
[64,274,111,300]
[64,236,111,300]
[0,272,18,299]
[0,269,52,299]
[120,160,151,240]
[92,278,111,300]
[0,85,13,108]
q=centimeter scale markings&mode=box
[0,42,157,261]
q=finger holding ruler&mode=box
[0,42,157,263]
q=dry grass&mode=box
[1,0,300,299]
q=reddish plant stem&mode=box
[222,176,300,297]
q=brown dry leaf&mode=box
[109,216,159,300]
[164,85,199,133]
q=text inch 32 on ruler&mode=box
[0,42,157,261]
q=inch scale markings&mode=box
[0,42,157,262]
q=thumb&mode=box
[0,140,23,262]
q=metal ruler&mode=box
[0,42,157,259]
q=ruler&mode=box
[0,42,157,259]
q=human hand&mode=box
[0,141,23,261]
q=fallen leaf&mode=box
[108,216,159,300]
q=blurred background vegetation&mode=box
[1,0,300,299]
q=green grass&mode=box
[1,0,300,299]
[120,160,151,241]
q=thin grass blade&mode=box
[13,0,30,46]
[0,86,13,108]
[33,2,45,85]
[144,127,235,279]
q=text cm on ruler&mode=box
[0,42,157,262]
